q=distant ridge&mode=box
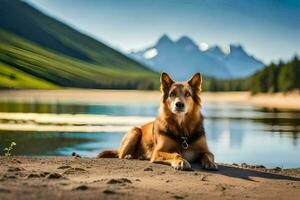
[129,34,264,80]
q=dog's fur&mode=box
[97,72,217,170]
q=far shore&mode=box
[0,89,300,110]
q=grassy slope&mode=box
[0,0,159,89]
[0,61,59,89]
[0,30,159,89]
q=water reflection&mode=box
[0,101,89,114]
[0,101,299,168]
[0,131,124,156]
[0,101,158,116]
[0,131,92,156]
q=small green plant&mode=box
[3,142,16,157]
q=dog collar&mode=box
[181,137,189,149]
[157,128,202,150]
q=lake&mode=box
[0,100,299,168]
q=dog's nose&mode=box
[175,102,184,109]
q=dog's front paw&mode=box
[171,158,192,171]
[124,154,133,159]
[201,153,218,171]
[202,160,218,170]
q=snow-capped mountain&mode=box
[129,35,264,80]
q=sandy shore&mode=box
[0,89,300,110]
[0,157,299,200]
[204,92,300,110]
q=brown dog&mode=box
[98,72,217,171]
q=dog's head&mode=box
[160,72,202,115]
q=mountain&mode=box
[0,0,158,89]
[129,35,264,80]
[223,45,265,78]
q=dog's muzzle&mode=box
[175,101,185,111]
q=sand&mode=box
[203,91,300,110]
[0,156,299,200]
[0,89,300,110]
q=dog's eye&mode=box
[169,93,176,98]
[185,92,191,97]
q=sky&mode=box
[25,0,300,64]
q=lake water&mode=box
[0,101,299,168]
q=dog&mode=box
[97,72,218,171]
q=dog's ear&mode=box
[160,72,174,89]
[160,72,174,100]
[188,73,202,89]
[188,73,202,104]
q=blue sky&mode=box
[25,0,300,64]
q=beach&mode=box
[0,157,299,200]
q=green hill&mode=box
[0,0,158,89]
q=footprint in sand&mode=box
[47,173,64,179]
[74,185,89,191]
[0,187,11,193]
[7,166,24,172]
[27,172,50,178]
[3,174,17,179]
[173,195,184,199]
[103,189,116,194]
[106,178,132,185]
[40,172,50,177]
[143,167,153,171]
[57,165,72,169]
[27,173,41,178]
[63,167,86,175]
[201,175,209,181]
[216,184,233,192]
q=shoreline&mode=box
[203,91,300,110]
[0,89,300,110]
[0,157,299,200]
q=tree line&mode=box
[202,56,300,93]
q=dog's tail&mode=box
[97,150,118,158]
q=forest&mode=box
[203,56,300,93]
